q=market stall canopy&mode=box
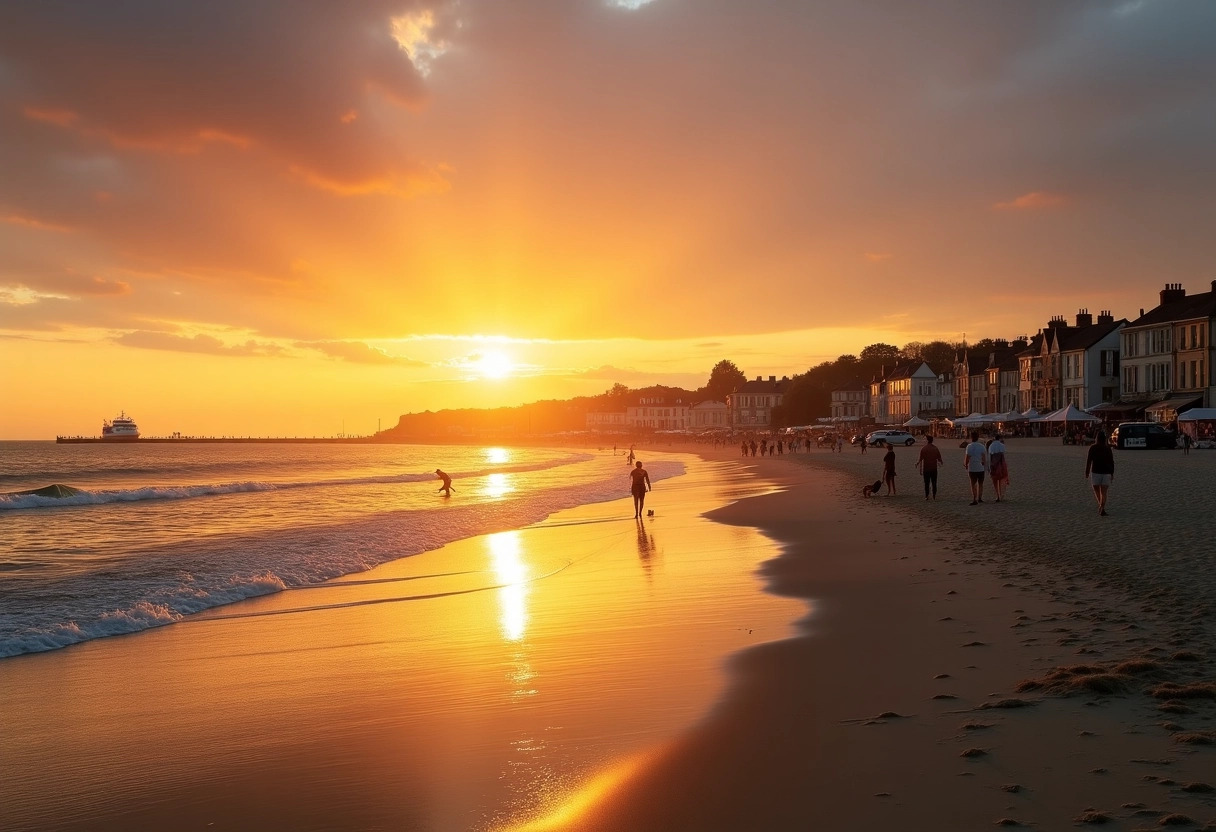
[1143,396,1203,416]
[1034,404,1101,423]
[998,410,1026,422]
[949,412,987,428]
[1021,408,1040,419]
[1178,408,1216,422]
[903,416,931,427]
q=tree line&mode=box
[380,341,1007,438]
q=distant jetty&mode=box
[55,436,383,444]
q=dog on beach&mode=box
[862,479,882,498]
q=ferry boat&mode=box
[101,412,141,441]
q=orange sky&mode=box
[3,0,1215,438]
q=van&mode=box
[1110,422,1177,450]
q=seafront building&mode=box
[829,379,870,421]
[689,400,730,429]
[867,363,953,424]
[953,350,990,416]
[727,376,789,429]
[984,339,1026,414]
[1059,311,1123,410]
[1117,282,1216,418]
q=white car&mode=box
[867,430,917,447]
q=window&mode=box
[1191,325,1198,350]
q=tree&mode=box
[859,343,901,364]
[702,360,747,402]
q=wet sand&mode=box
[0,455,800,832]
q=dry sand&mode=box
[3,441,1214,831]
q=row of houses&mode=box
[587,282,1216,432]
[836,282,1216,426]
[584,394,733,432]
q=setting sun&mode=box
[473,350,514,380]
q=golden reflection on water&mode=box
[489,531,529,642]
[486,446,510,464]
[485,472,514,499]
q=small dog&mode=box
[862,479,883,498]
[646,509,654,517]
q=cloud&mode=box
[864,252,894,262]
[17,273,131,298]
[115,330,284,357]
[2,214,75,233]
[300,340,427,365]
[993,191,1068,211]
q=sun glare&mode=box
[473,350,514,380]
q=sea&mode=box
[0,441,681,659]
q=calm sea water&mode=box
[0,441,681,658]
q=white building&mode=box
[689,400,729,429]
[1059,311,1123,410]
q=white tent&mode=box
[998,409,1027,422]
[903,416,931,427]
[1021,407,1040,419]
[951,412,986,427]
[1178,408,1216,422]
[1034,404,1101,423]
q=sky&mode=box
[2,0,1215,439]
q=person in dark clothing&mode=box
[435,468,453,496]
[882,442,897,496]
[1084,432,1114,516]
[916,435,943,500]
[629,460,651,519]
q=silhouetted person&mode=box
[435,468,453,496]
[629,460,651,519]
[1085,432,1114,516]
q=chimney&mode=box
[1047,315,1067,329]
[1075,308,1092,327]
[1160,283,1186,305]
[995,338,1009,348]
[1140,308,1145,318]
[1211,279,1216,294]
[754,376,761,382]
[768,375,776,382]
[1097,310,1114,325]
[1012,336,1029,350]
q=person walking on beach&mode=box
[882,442,897,496]
[916,435,943,500]
[860,435,868,454]
[1181,432,1192,455]
[1085,432,1115,516]
[963,430,987,505]
[627,447,635,466]
[435,468,454,497]
[629,460,651,519]
[989,434,1009,501]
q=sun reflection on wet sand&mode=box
[493,750,658,832]
[489,531,529,642]
[486,447,510,464]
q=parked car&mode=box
[1110,422,1177,450]
[866,430,917,447]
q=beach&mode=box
[3,441,1215,830]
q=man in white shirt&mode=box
[963,430,987,505]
